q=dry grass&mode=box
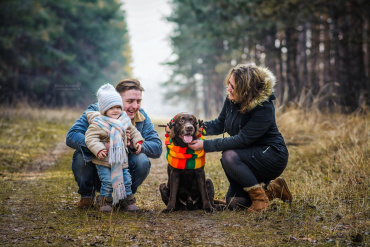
[0,106,369,246]
[0,106,80,173]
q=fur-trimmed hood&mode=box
[247,66,276,111]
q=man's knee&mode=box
[130,153,151,174]
[72,151,85,182]
[72,151,84,168]
[71,151,98,197]
[129,153,151,194]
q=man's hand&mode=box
[126,130,131,146]
[188,139,204,151]
[104,142,110,152]
[97,149,108,159]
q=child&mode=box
[85,83,144,212]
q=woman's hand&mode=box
[188,139,204,151]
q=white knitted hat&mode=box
[97,84,123,115]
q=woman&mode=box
[189,63,292,212]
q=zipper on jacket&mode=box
[223,103,231,138]
[263,146,270,153]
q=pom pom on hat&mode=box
[97,83,123,115]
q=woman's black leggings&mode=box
[221,150,259,188]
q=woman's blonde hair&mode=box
[224,63,275,113]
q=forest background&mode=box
[1,0,369,116]
[0,0,369,246]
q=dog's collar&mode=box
[165,134,206,169]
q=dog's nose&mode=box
[185,125,194,131]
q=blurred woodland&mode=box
[1,0,370,116]
[165,0,370,116]
[0,0,132,107]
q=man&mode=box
[66,79,162,210]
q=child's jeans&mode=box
[96,165,132,198]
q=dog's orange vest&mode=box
[165,134,206,169]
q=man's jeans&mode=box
[72,151,151,198]
[96,165,132,197]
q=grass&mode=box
[0,106,369,246]
[0,105,79,173]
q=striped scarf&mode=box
[92,112,131,205]
[165,134,206,169]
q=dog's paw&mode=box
[162,208,174,214]
[204,206,214,213]
[215,204,227,211]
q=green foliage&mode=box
[164,0,238,117]
[0,0,132,107]
[165,0,370,115]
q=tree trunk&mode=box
[335,1,365,111]
[265,28,277,75]
[276,33,287,106]
[366,15,370,106]
[298,22,309,104]
[285,27,299,102]
[309,22,320,96]
[323,14,333,84]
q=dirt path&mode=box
[2,126,367,246]
[27,140,72,173]
[0,135,233,246]
[0,140,74,244]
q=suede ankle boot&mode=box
[265,177,293,203]
[96,195,113,212]
[77,198,93,209]
[119,194,139,212]
[244,184,269,213]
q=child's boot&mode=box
[119,194,139,212]
[126,195,139,212]
[96,195,113,212]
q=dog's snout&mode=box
[185,125,194,131]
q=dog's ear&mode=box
[166,119,176,139]
[158,124,173,138]
[198,119,205,128]
[195,119,205,137]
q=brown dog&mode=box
[159,113,215,213]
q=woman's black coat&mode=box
[204,95,286,153]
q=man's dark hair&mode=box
[115,79,144,93]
